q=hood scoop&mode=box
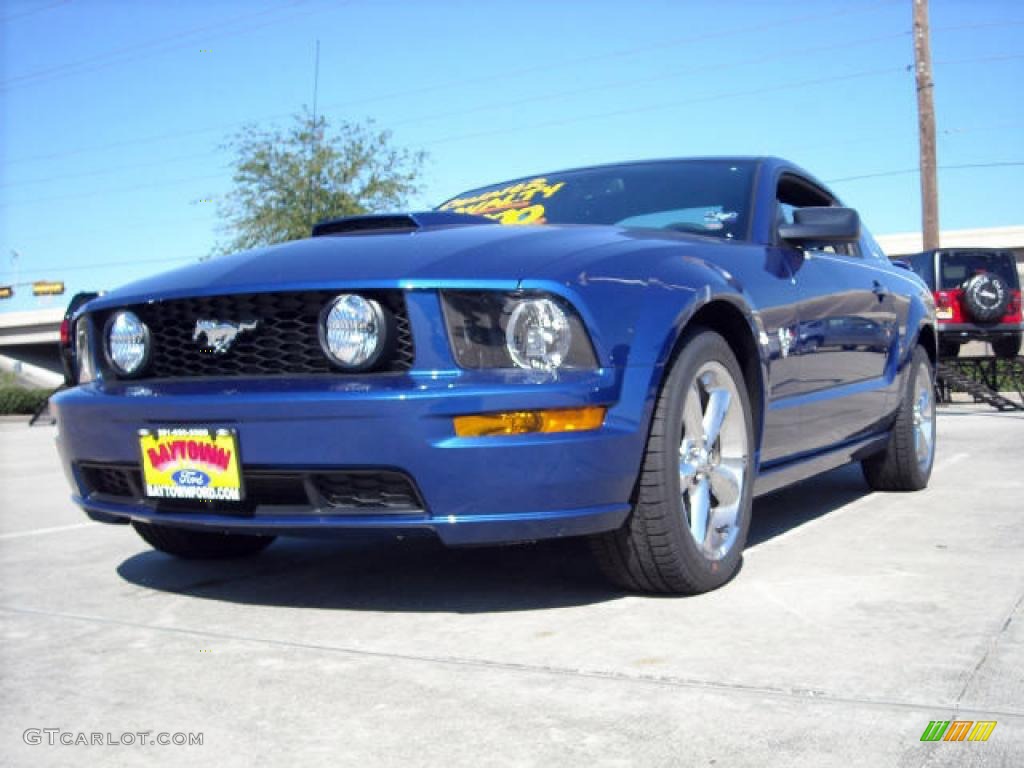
[311,211,495,237]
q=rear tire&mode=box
[938,339,960,359]
[590,327,754,594]
[992,333,1021,360]
[862,345,935,491]
[132,522,275,559]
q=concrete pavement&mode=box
[0,407,1021,766]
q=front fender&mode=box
[897,276,938,384]
[520,247,766,461]
[521,244,763,369]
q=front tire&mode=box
[132,521,275,559]
[861,345,936,491]
[591,328,754,594]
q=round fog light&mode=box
[320,294,387,369]
[106,310,150,376]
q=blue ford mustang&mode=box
[53,157,937,594]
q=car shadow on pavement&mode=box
[116,464,871,612]
[117,534,626,613]
[747,463,871,548]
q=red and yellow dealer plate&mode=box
[139,428,243,501]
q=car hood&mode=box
[89,222,725,309]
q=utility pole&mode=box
[913,0,939,249]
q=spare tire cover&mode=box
[961,272,1010,323]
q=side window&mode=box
[776,175,861,257]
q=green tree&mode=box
[215,110,427,254]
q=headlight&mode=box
[506,298,571,370]
[75,317,96,384]
[319,294,387,369]
[441,292,597,371]
[105,310,150,376]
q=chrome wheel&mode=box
[912,361,935,472]
[679,361,749,561]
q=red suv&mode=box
[906,248,1022,359]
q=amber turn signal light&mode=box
[453,406,606,437]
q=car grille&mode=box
[97,290,413,379]
[80,464,141,498]
[78,463,424,515]
[311,471,424,510]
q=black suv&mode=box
[905,248,1022,358]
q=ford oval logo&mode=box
[172,469,211,487]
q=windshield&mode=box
[438,159,756,240]
[939,250,1019,289]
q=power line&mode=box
[419,64,909,150]
[415,52,1023,150]
[6,161,1022,277]
[0,0,71,24]
[324,0,905,113]
[9,18,1017,173]
[795,118,1024,155]
[826,161,1024,183]
[3,114,291,168]
[0,214,213,249]
[0,150,225,189]
[0,0,316,90]
[388,30,909,130]
[3,53,1019,209]
[931,19,1024,33]
[939,117,1024,136]
[0,255,196,280]
[3,0,901,166]
[6,41,1019,192]
[0,173,225,210]
[1,65,904,209]
[10,162,1022,276]
[4,29,908,187]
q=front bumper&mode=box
[52,367,652,545]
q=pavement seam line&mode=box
[0,522,98,540]
[953,586,1024,715]
[3,603,1023,721]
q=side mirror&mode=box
[779,207,860,244]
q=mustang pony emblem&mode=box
[193,319,259,354]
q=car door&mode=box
[775,176,897,455]
[746,247,803,465]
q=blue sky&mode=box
[1,0,1022,312]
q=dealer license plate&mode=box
[139,427,243,501]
